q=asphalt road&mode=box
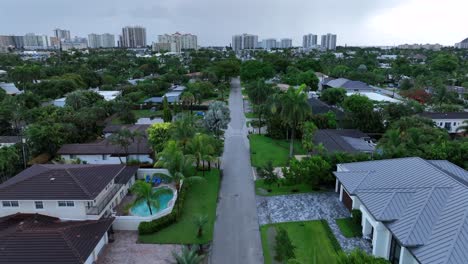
[210,78,264,264]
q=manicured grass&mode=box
[260,221,340,264]
[249,135,307,167]
[138,169,220,244]
[336,218,362,238]
[245,112,257,119]
[132,109,163,119]
[255,179,315,196]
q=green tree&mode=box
[189,133,215,175]
[25,122,73,155]
[214,59,241,82]
[257,160,278,188]
[342,94,383,133]
[171,113,197,152]
[65,90,104,110]
[240,60,275,82]
[131,181,173,215]
[276,85,310,157]
[204,101,231,137]
[302,121,318,153]
[162,96,173,122]
[193,215,209,238]
[320,88,347,105]
[171,246,204,264]
[181,92,195,112]
[147,122,171,154]
[108,128,134,164]
[274,227,296,262]
[0,146,21,183]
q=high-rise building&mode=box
[88,33,115,48]
[157,32,198,53]
[53,28,71,41]
[303,34,318,48]
[23,33,49,50]
[280,38,293,49]
[321,33,337,50]
[121,26,146,48]
[0,36,15,48]
[262,38,277,50]
[62,37,88,51]
[455,37,468,49]
[232,34,258,51]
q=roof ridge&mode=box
[64,168,93,198]
[377,191,397,220]
[354,171,374,191]
[58,225,86,263]
[424,159,467,188]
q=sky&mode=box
[0,0,467,47]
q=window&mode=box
[102,154,108,160]
[2,201,19,207]
[58,201,74,207]
[389,236,401,264]
[35,201,44,209]
[70,154,76,159]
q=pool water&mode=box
[130,187,174,217]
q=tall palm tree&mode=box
[130,181,172,215]
[189,133,215,176]
[171,113,197,152]
[155,141,203,191]
[181,92,195,113]
[276,85,310,157]
[172,246,204,264]
[107,128,134,164]
[193,215,208,238]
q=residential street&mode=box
[211,78,264,264]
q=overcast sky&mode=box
[1,0,467,47]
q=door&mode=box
[342,189,353,211]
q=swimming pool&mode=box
[130,187,174,217]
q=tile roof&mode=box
[0,164,138,200]
[307,98,345,118]
[0,136,22,144]
[313,129,375,154]
[335,157,468,264]
[0,213,113,264]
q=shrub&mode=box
[274,227,296,262]
[147,122,171,153]
[352,210,362,226]
[320,220,341,253]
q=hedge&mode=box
[320,220,342,253]
[138,184,188,235]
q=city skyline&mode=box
[0,0,467,47]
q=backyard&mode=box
[249,135,307,167]
[260,220,341,264]
[138,169,220,244]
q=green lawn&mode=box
[261,221,340,264]
[336,218,362,238]
[245,112,257,119]
[249,135,307,167]
[138,169,220,244]
[255,179,315,196]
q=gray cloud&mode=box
[0,0,464,46]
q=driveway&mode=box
[97,231,181,264]
[210,78,264,264]
[257,193,372,253]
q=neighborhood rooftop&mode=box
[334,157,468,264]
[0,213,113,264]
[419,112,468,119]
[0,164,138,200]
[313,129,375,153]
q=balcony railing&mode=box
[86,183,123,215]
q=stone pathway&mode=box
[97,231,182,264]
[256,192,372,253]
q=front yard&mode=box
[260,220,341,264]
[255,179,315,196]
[138,169,220,244]
[336,218,363,238]
[249,135,307,167]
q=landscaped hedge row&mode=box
[320,220,342,253]
[138,184,188,235]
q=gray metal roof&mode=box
[335,157,468,264]
[0,83,21,95]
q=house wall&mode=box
[432,118,466,133]
[0,200,87,219]
[60,154,153,164]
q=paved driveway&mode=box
[210,78,264,264]
[257,193,372,253]
[98,231,181,264]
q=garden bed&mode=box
[336,218,363,238]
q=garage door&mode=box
[342,189,353,211]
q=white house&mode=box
[58,124,153,164]
[334,157,468,264]
[0,136,22,148]
[419,112,468,134]
[0,164,138,220]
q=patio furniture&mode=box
[145,175,151,183]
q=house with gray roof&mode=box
[334,157,468,264]
[313,129,375,154]
[419,112,468,134]
[0,82,22,95]
[323,78,374,92]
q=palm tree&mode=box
[193,215,208,238]
[181,92,195,113]
[276,85,310,157]
[155,141,203,191]
[130,181,172,215]
[171,113,197,152]
[456,120,468,136]
[172,246,204,264]
[132,129,146,162]
[107,128,134,164]
[189,133,215,176]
